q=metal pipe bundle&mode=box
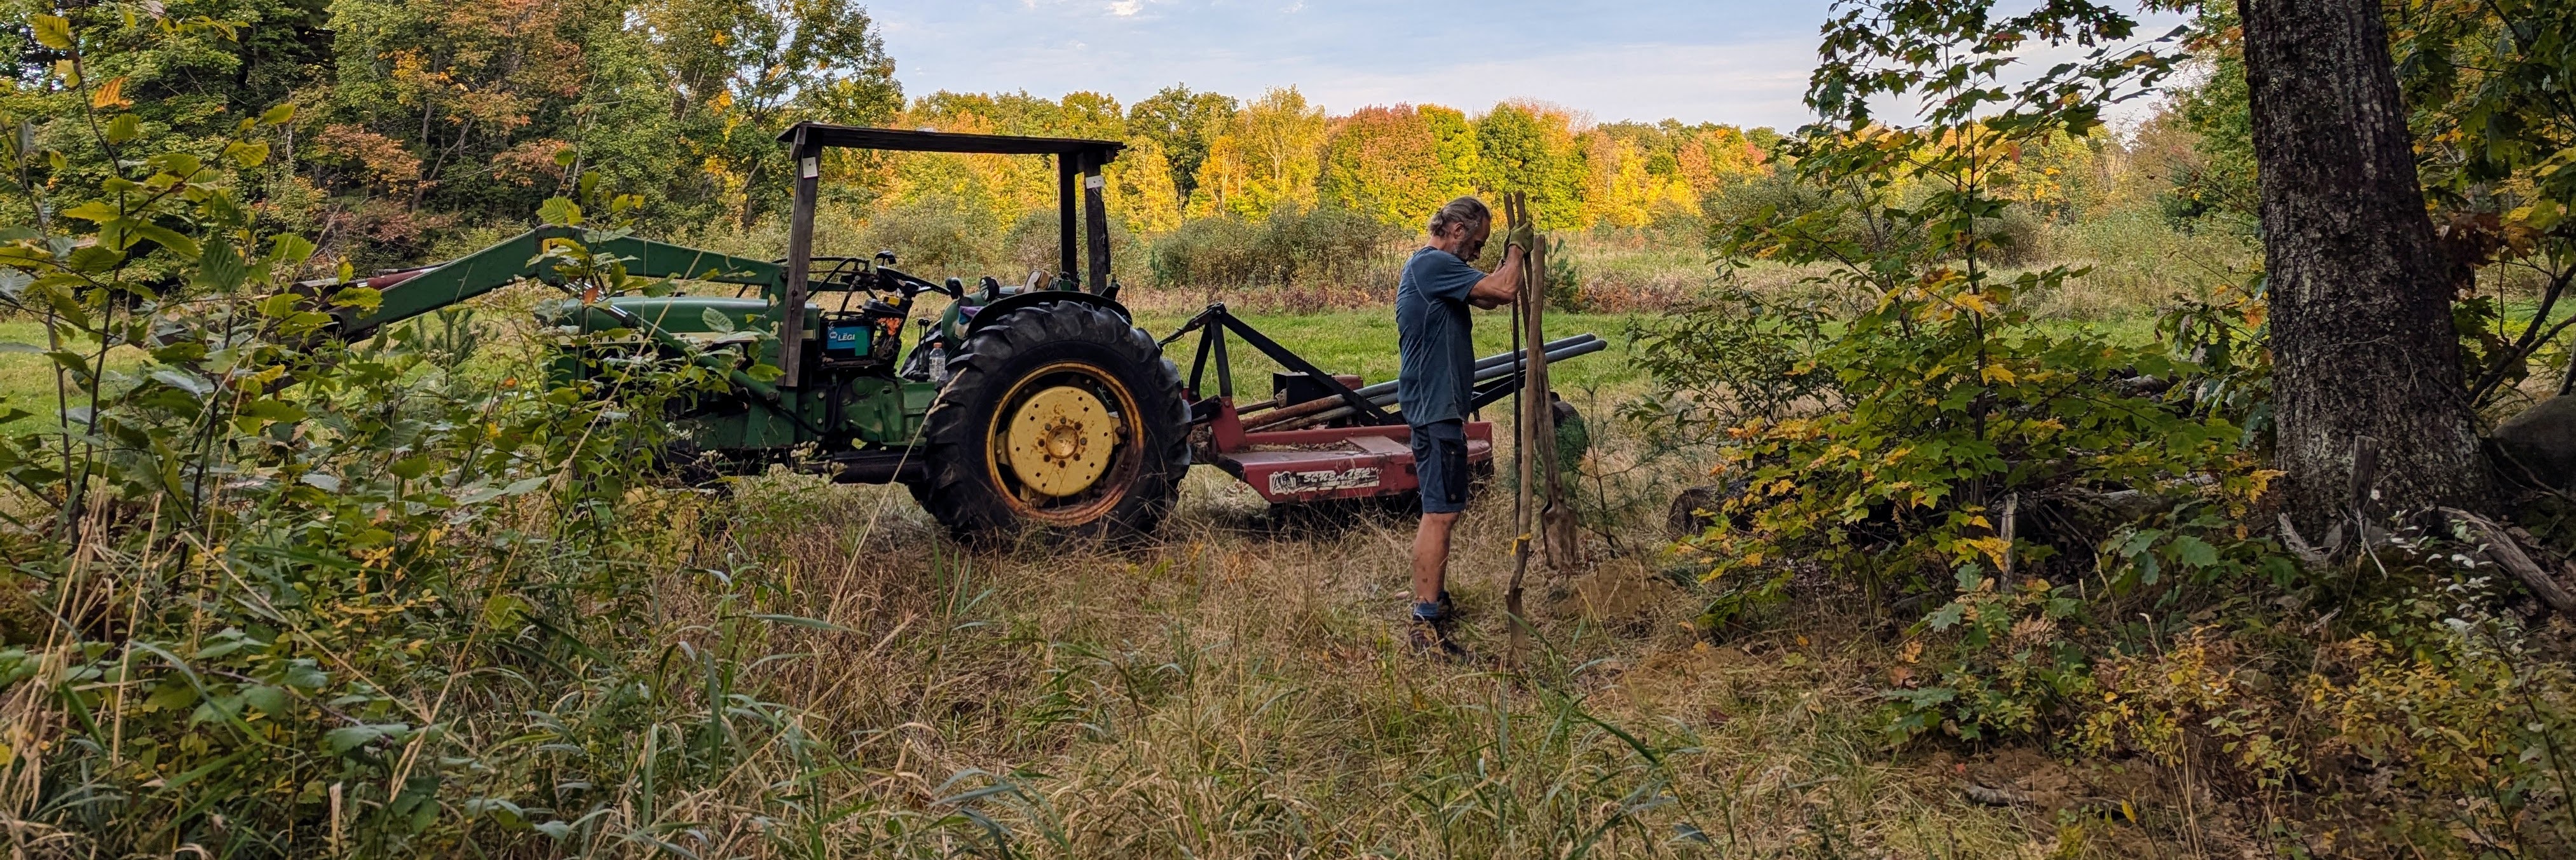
[1346,334,1597,400]
[1244,335,1607,432]
[1239,334,1598,420]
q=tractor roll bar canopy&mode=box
[773,121,1126,386]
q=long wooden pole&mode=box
[1506,192,1548,664]
[1533,226,1578,570]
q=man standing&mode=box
[1396,196,1527,655]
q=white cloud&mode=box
[1108,1,1140,16]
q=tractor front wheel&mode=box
[919,303,1189,542]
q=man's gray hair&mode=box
[1426,196,1491,239]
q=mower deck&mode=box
[1162,303,1567,507]
[1201,399,1494,503]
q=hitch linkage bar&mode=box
[1159,303,1539,428]
[1162,304,1396,426]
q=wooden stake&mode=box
[1506,193,1548,666]
[1532,229,1579,570]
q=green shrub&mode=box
[0,28,877,853]
[1668,0,2273,742]
[1147,204,1400,290]
[1000,207,1147,286]
[1620,285,1836,442]
[856,195,1000,273]
[1647,9,2576,852]
[1147,212,1263,289]
[1540,236,1586,312]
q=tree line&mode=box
[5,0,900,268]
[2,1,1788,276]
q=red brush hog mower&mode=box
[1159,304,1604,507]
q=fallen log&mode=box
[2439,507,2576,617]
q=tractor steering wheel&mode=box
[871,265,962,301]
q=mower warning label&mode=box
[1270,467,1380,495]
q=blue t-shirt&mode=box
[1396,247,1483,425]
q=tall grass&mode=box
[2035,209,2260,319]
[4,320,2147,855]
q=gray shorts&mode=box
[1410,420,1468,514]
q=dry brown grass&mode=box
[2,270,2272,857]
[599,428,2246,858]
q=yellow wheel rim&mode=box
[982,360,1145,524]
[1004,385,1117,497]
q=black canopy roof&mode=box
[777,121,1124,160]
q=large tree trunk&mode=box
[2239,0,2493,524]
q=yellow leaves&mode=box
[1962,536,2013,568]
[2233,297,2269,327]
[2248,468,2286,495]
[238,364,287,390]
[1950,289,1994,315]
[1980,364,2017,385]
[91,76,132,110]
[2509,198,2565,233]
[30,14,72,50]
[385,50,451,101]
[224,141,270,168]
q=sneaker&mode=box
[1408,614,1471,660]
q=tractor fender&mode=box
[962,290,1130,335]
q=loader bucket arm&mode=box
[337,226,784,338]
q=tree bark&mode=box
[2239,0,2493,524]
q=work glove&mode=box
[1504,222,1537,254]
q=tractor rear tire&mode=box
[919,303,1190,543]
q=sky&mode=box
[868,1,1846,131]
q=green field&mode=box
[0,320,67,432]
[0,306,1647,434]
[1129,306,1647,395]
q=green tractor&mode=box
[328,123,1190,541]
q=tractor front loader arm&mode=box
[276,227,796,416]
[334,226,784,339]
